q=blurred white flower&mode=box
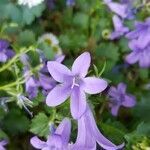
[18,0,44,8]
[38,33,59,46]
[38,33,62,55]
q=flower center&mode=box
[71,76,81,89]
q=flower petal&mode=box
[126,52,140,64]
[47,61,72,83]
[0,52,7,62]
[55,118,71,145]
[46,84,71,107]
[122,95,136,107]
[30,136,46,149]
[70,88,87,119]
[83,77,108,94]
[72,52,91,77]
[117,83,126,94]
[111,105,120,116]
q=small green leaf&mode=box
[30,112,49,137]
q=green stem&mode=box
[0,47,34,73]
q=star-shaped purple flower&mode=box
[126,18,150,49]
[46,52,108,119]
[125,40,150,68]
[110,15,129,40]
[108,83,136,116]
[30,118,71,150]
[0,140,8,150]
[0,39,14,63]
[72,106,124,150]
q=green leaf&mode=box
[22,4,45,25]
[30,112,49,137]
[2,108,30,135]
[17,30,36,46]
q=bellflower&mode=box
[46,52,108,119]
[30,118,71,150]
[18,0,44,8]
[104,0,134,19]
[126,18,150,49]
[110,15,129,40]
[0,140,8,150]
[125,40,150,68]
[72,106,124,150]
[0,39,14,63]
[24,68,39,99]
[108,83,136,116]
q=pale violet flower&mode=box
[30,118,71,150]
[0,39,15,63]
[72,106,124,150]
[108,83,136,116]
[0,140,8,150]
[46,52,108,119]
[110,15,129,40]
[18,0,44,8]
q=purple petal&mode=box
[122,95,136,107]
[113,15,123,30]
[117,83,127,94]
[55,118,71,145]
[30,136,47,149]
[111,105,120,116]
[125,52,140,64]
[55,55,65,63]
[106,2,128,18]
[5,49,15,58]
[83,77,108,94]
[139,51,150,68]
[87,106,124,149]
[0,52,7,62]
[47,61,72,83]
[0,39,9,51]
[72,52,91,77]
[46,84,71,106]
[110,31,123,40]
[39,73,56,90]
[70,87,87,119]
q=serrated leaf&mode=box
[30,113,49,137]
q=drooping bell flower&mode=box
[0,39,14,63]
[30,118,71,150]
[72,106,124,150]
[0,140,8,150]
[110,15,129,40]
[46,52,108,119]
[108,83,136,116]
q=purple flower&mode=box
[30,118,71,150]
[0,39,14,63]
[0,140,8,150]
[72,106,124,150]
[126,18,150,49]
[46,52,108,119]
[110,15,129,40]
[66,0,75,7]
[104,0,134,19]
[108,83,136,116]
[24,68,39,99]
[125,40,150,68]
